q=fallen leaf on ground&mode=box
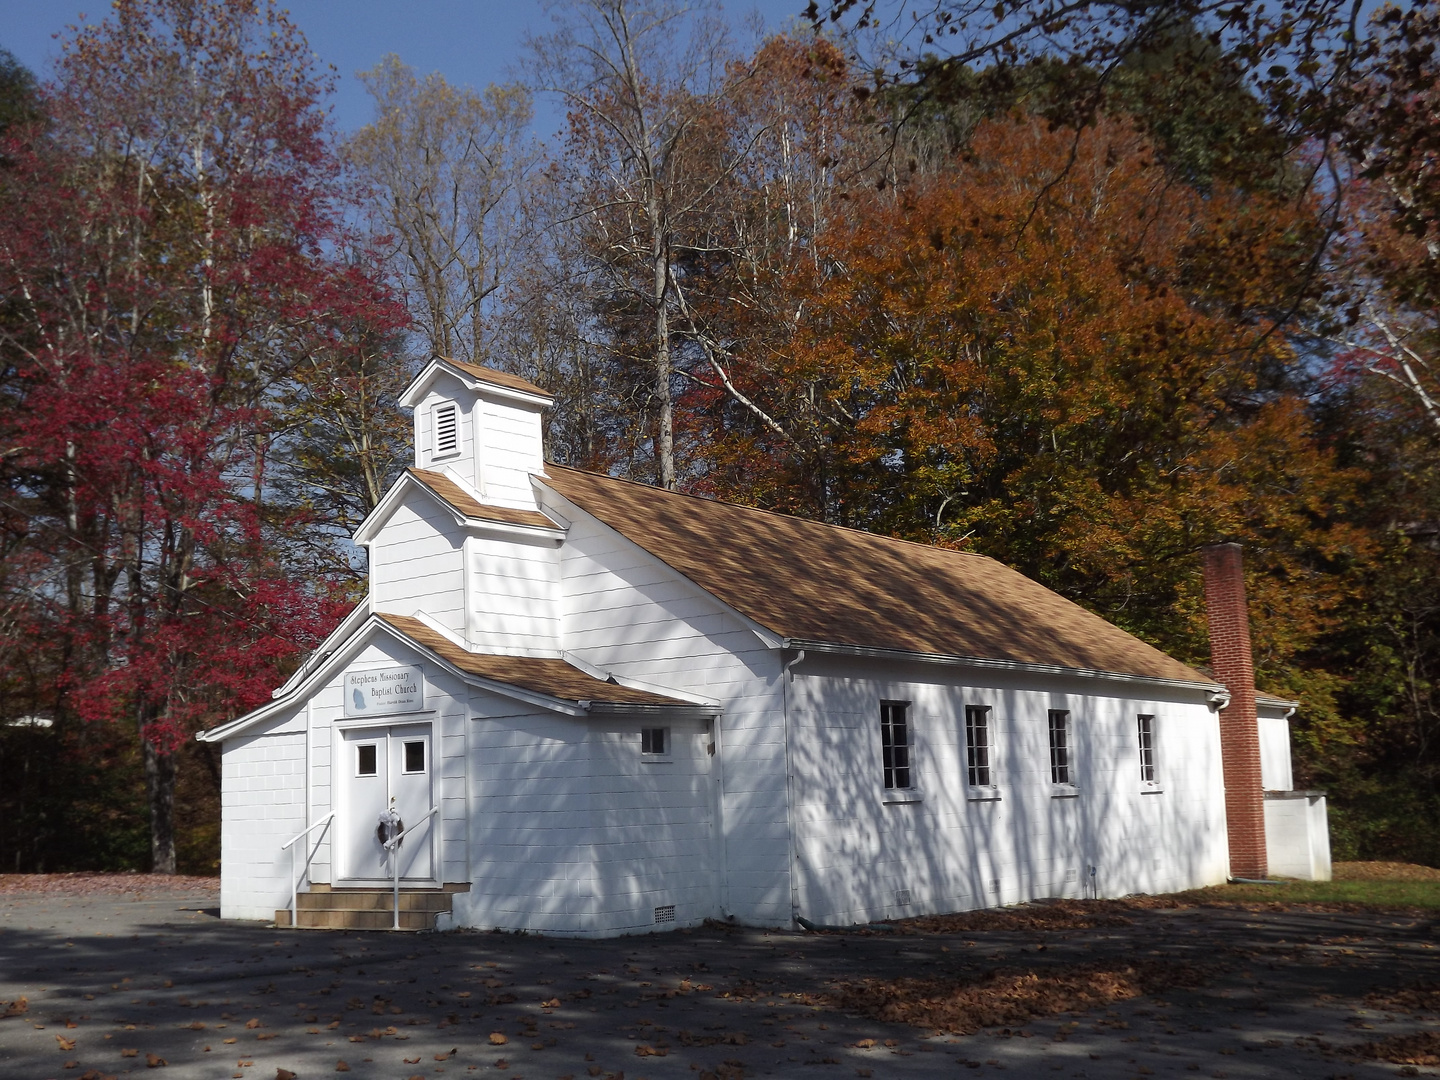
[146,1053,167,1067]
[276,1070,296,1080]
[120,1049,139,1058]
[822,960,1209,1035]
[2,997,29,1018]
[488,1032,507,1045]
[335,1062,349,1072]
[56,1034,77,1051]
[435,1048,457,1059]
[1343,1031,1440,1067]
[245,1019,262,1029]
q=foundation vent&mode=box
[894,889,912,906]
[653,904,676,924]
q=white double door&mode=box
[338,723,435,884]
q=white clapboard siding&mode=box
[370,498,465,636]
[1258,714,1294,791]
[466,534,561,654]
[785,655,1228,926]
[414,373,477,478]
[550,500,792,928]
[458,699,596,934]
[478,400,545,509]
[219,710,307,920]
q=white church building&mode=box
[200,358,1320,934]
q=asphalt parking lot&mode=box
[1,878,1436,1080]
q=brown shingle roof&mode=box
[376,613,693,707]
[541,467,1213,686]
[408,469,557,530]
[437,358,552,400]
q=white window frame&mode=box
[640,726,672,763]
[1138,714,1162,791]
[431,400,460,460]
[965,704,1000,800]
[880,700,914,792]
[1048,709,1077,795]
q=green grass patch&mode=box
[1179,878,1440,910]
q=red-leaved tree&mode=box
[0,0,405,872]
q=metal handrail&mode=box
[383,806,439,930]
[280,811,335,929]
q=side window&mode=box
[879,701,912,790]
[1048,710,1071,786]
[641,727,669,756]
[432,400,459,458]
[1137,714,1157,785]
[965,705,992,788]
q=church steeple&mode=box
[398,358,552,511]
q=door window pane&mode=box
[403,740,425,773]
[357,744,378,776]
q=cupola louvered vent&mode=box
[433,402,458,457]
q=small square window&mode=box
[356,744,378,777]
[880,701,912,790]
[403,740,426,774]
[1048,710,1071,786]
[965,705,992,788]
[1137,714,1156,784]
[641,727,667,755]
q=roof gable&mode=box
[540,466,1210,686]
[399,357,552,409]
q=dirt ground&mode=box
[1,875,1437,1080]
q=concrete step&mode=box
[274,907,437,930]
[275,884,468,931]
[297,890,454,913]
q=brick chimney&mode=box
[1201,542,1267,879]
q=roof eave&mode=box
[400,357,553,410]
[781,638,1223,696]
[583,701,720,720]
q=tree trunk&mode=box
[144,733,177,874]
[653,242,675,490]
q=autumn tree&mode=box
[0,0,395,872]
[349,56,538,367]
[528,0,757,489]
[692,115,1363,711]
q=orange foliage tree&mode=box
[688,115,1368,716]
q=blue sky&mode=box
[4,0,815,137]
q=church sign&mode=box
[343,664,424,718]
